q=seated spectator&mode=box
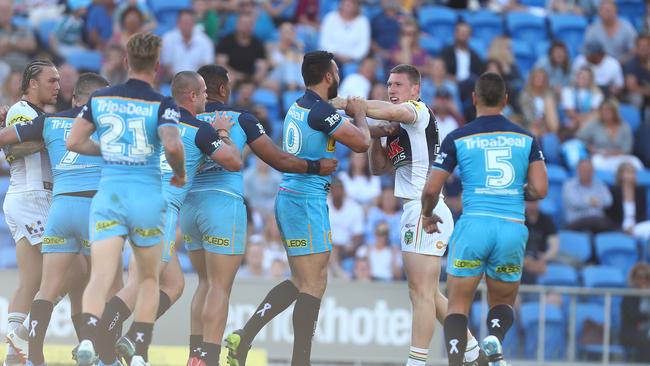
[522,200,559,285]
[294,0,320,31]
[236,0,277,42]
[584,0,637,62]
[109,5,146,50]
[85,0,115,50]
[49,1,88,58]
[353,256,373,282]
[488,37,524,105]
[432,87,463,142]
[328,177,365,257]
[243,156,282,217]
[365,186,402,247]
[572,40,624,97]
[561,67,603,134]
[421,58,462,111]
[216,13,269,85]
[237,237,267,278]
[621,262,650,362]
[112,0,156,33]
[262,0,296,26]
[0,71,22,106]
[0,0,37,79]
[266,22,304,92]
[577,98,643,172]
[370,0,402,63]
[623,35,650,112]
[359,222,401,281]
[338,152,382,207]
[439,22,484,83]
[194,0,220,42]
[534,41,571,96]
[518,68,560,136]
[161,9,214,80]
[55,64,78,111]
[269,257,290,279]
[547,0,598,17]
[318,0,370,64]
[339,56,376,98]
[562,158,615,233]
[232,80,255,111]
[101,44,127,86]
[606,162,648,234]
[388,16,430,71]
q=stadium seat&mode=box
[341,62,359,79]
[319,0,340,21]
[582,265,626,288]
[615,0,646,30]
[65,50,103,73]
[541,134,562,165]
[558,230,592,264]
[0,247,17,269]
[594,170,615,185]
[548,14,588,59]
[618,103,641,132]
[519,0,546,7]
[505,12,548,44]
[468,38,487,60]
[282,90,303,111]
[575,302,626,359]
[542,164,567,226]
[594,232,638,275]
[512,40,536,77]
[37,19,58,47]
[159,83,172,97]
[419,35,443,57]
[462,10,503,46]
[520,302,566,360]
[533,41,550,60]
[149,0,192,35]
[417,6,458,46]
[537,263,579,287]
[11,16,29,28]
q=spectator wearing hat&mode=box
[584,0,637,62]
[432,87,463,142]
[572,40,624,97]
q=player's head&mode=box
[197,64,230,103]
[472,72,508,110]
[21,59,60,106]
[72,73,109,107]
[302,51,339,100]
[387,64,420,104]
[125,32,162,75]
[172,71,208,115]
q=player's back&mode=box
[41,107,103,195]
[441,115,541,221]
[5,100,52,193]
[83,78,179,184]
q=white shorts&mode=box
[400,199,454,256]
[3,190,52,245]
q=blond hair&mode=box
[126,32,162,73]
[487,37,514,68]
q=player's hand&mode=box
[330,97,347,110]
[170,173,186,187]
[383,121,400,136]
[212,112,234,132]
[317,158,338,175]
[345,97,367,116]
[422,213,443,234]
[0,105,9,128]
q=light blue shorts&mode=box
[447,215,528,282]
[89,183,166,247]
[275,189,332,257]
[42,195,92,256]
[162,204,179,263]
[180,190,247,255]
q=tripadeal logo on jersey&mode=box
[96,99,154,117]
[463,135,526,150]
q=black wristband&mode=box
[306,159,320,174]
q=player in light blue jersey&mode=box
[420,73,548,366]
[0,73,111,366]
[66,33,186,366]
[225,51,371,366]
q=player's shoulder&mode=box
[453,115,535,140]
[403,99,427,111]
[7,101,39,125]
[49,106,84,119]
[308,100,339,122]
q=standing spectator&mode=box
[534,41,572,96]
[370,0,402,62]
[84,0,115,50]
[194,0,220,42]
[49,1,88,58]
[584,0,637,62]
[339,56,376,98]
[572,40,624,97]
[577,98,643,172]
[487,36,524,100]
[243,156,282,217]
[109,5,146,49]
[318,0,370,64]
[439,22,484,83]
[365,186,402,247]
[623,35,650,112]
[432,87,463,142]
[421,57,462,112]
[0,0,37,80]
[561,67,603,133]
[562,158,615,233]
[161,9,214,79]
[388,16,430,70]
[522,200,559,285]
[215,13,268,84]
[328,178,365,261]
[54,63,78,111]
[266,22,304,92]
[359,222,401,281]
[518,68,560,136]
[0,71,22,106]
[621,263,650,362]
[100,44,127,86]
[606,162,648,234]
[338,152,382,207]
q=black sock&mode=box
[189,334,203,358]
[126,322,154,362]
[291,293,321,366]
[72,313,84,342]
[487,304,514,342]
[79,313,100,344]
[156,290,172,320]
[444,314,468,366]
[201,342,220,366]
[28,300,53,365]
[101,296,132,350]
[243,280,299,345]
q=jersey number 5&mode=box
[485,148,515,188]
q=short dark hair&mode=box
[390,64,420,85]
[301,51,335,87]
[197,64,228,98]
[73,73,109,100]
[21,59,56,94]
[177,8,195,20]
[120,5,144,27]
[171,71,201,100]
[474,72,506,107]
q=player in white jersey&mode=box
[2,59,60,366]
[333,64,486,366]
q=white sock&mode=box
[464,336,480,362]
[7,312,27,330]
[406,346,428,366]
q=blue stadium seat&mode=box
[468,38,487,60]
[417,6,458,46]
[11,16,29,28]
[149,0,191,14]
[537,263,579,287]
[582,265,626,288]
[533,41,550,60]
[37,19,58,47]
[512,40,536,77]
[541,133,562,165]
[594,170,615,186]
[519,0,546,7]
[594,232,638,276]
[462,10,503,46]
[505,12,548,44]
[615,0,646,30]
[159,83,171,97]
[419,35,443,57]
[575,303,626,359]
[558,230,592,264]
[65,50,103,73]
[542,164,567,226]
[252,88,280,118]
[282,90,303,111]
[341,62,359,78]
[0,247,17,269]
[319,0,340,21]
[618,103,641,132]
[520,302,566,360]
[548,14,588,59]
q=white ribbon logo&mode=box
[491,319,501,328]
[449,339,459,354]
[256,303,272,317]
[29,320,38,337]
[88,317,98,326]
[136,332,145,342]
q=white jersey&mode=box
[4,100,52,194]
[384,100,440,200]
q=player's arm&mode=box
[334,97,417,125]
[2,114,47,155]
[203,112,241,172]
[524,139,548,201]
[160,125,186,185]
[66,117,100,156]
[3,108,45,158]
[368,138,393,175]
[329,98,370,153]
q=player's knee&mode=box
[160,274,184,303]
[407,278,437,301]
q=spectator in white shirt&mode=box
[161,9,214,80]
[358,221,402,281]
[338,152,382,207]
[328,178,365,279]
[339,56,377,98]
[561,67,603,133]
[571,40,624,97]
[318,0,370,64]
